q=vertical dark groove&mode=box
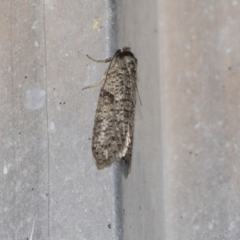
[113,164,123,240]
[107,0,117,55]
[107,0,123,239]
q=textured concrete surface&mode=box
[0,1,119,240]
[0,1,49,239]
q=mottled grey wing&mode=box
[91,50,137,172]
[92,80,135,170]
[91,87,120,169]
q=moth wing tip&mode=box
[93,156,112,170]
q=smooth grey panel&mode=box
[159,0,240,239]
[116,1,164,240]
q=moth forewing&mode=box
[84,47,138,175]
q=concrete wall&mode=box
[1,0,240,240]
[0,1,119,239]
[159,1,240,239]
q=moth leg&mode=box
[123,140,133,177]
[136,83,142,106]
[86,55,113,63]
[82,75,105,90]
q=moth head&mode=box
[122,46,131,52]
[117,48,138,74]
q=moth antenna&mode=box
[83,54,114,90]
[86,55,113,63]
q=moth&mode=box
[83,47,140,174]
